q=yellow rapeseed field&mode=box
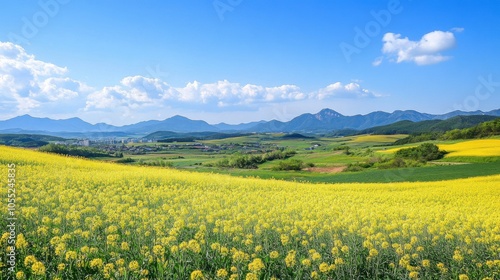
[438,139,500,157]
[380,139,500,158]
[0,145,499,279]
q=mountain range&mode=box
[1,108,499,137]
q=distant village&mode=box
[59,137,279,155]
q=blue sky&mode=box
[1,0,499,125]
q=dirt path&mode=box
[304,166,346,173]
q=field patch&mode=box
[439,139,500,157]
[350,134,407,143]
[303,166,346,173]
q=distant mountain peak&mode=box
[15,114,35,119]
[169,115,191,121]
[314,108,343,120]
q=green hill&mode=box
[0,134,66,147]
[361,115,498,135]
[441,117,500,140]
[394,117,500,145]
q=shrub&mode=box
[395,143,446,162]
[39,143,110,158]
[272,159,305,171]
[115,157,135,163]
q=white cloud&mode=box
[376,30,460,66]
[313,82,380,99]
[85,78,309,111]
[0,41,382,123]
[86,78,378,113]
[0,41,91,115]
[372,56,383,67]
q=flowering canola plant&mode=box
[380,139,500,158]
[438,139,500,157]
[0,145,499,279]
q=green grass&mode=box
[320,162,500,183]
[437,156,500,163]
[191,161,500,183]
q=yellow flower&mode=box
[1,232,10,243]
[459,275,469,280]
[90,258,104,270]
[216,268,228,278]
[80,246,90,254]
[211,242,221,251]
[436,262,448,273]
[153,245,165,256]
[188,240,201,253]
[16,233,28,249]
[104,263,115,278]
[129,260,140,271]
[15,271,25,280]
[31,261,46,276]
[409,271,419,279]
[270,251,279,259]
[58,263,66,271]
[254,245,262,253]
[24,255,37,267]
[319,262,329,273]
[55,243,66,256]
[116,258,125,267]
[422,259,430,267]
[65,250,77,261]
[341,246,349,254]
[280,234,289,245]
[246,272,258,280]
[285,250,296,267]
[311,252,321,261]
[121,242,130,251]
[331,247,339,256]
[232,250,247,263]
[301,258,312,267]
[190,270,204,280]
[248,258,264,272]
[453,251,464,262]
[369,248,378,257]
[106,234,118,245]
[220,246,229,256]
[170,245,179,254]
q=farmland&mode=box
[1,145,500,279]
[97,134,500,183]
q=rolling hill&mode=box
[360,115,499,135]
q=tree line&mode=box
[394,118,500,145]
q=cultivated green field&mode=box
[107,134,500,183]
